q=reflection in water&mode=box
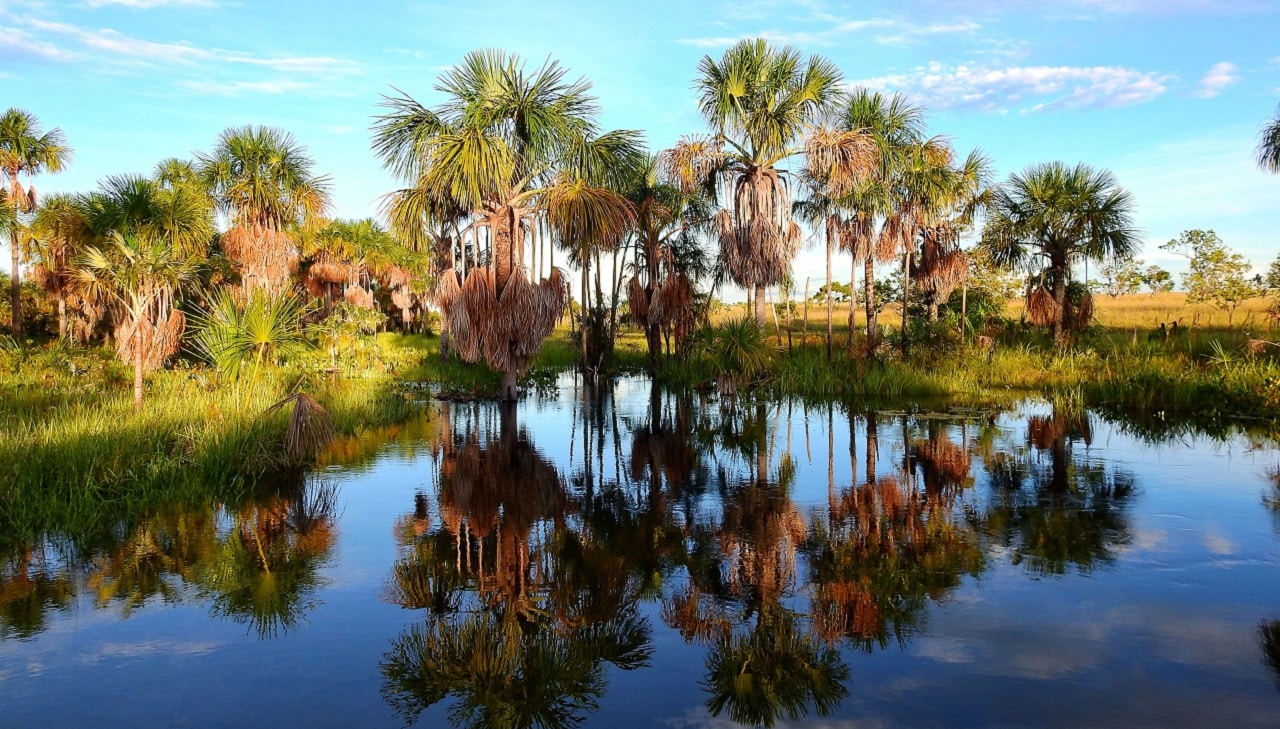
[375,392,1148,727]
[7,382,1223,728]
[381,401,652,729]
[0,545,74,639]
[978,408,1135,575]
[808,409,985,651]
[0,476,337,640]
[1262,620,1280,691]
[200,480,338,638]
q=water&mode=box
[4,375,1280,728]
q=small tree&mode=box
[1142,265,1174,294]
[811,281,852,303]
[1098,255,1144,297]
[1160,229,1256,325]
[1264,253,1280,295]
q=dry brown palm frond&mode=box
[841,213,875,261]
[661,135,723,192]
[876,215,910,263]
[436,269,462,313]
[308,256,354,284]
[344,285,375,309]
[1026,285,1059,327]
[385,265,413,288]
[1066,290,1094,332]
[652,271,694,329]
[804,127,877,196]
[114,309,186,372]
[266,392,336,464]
[627,276,650,326]
[391,287,413,312]
[224,225,298,295]
[450,267,496,364]
[915,248,969,302]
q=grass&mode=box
[0,335,429,546]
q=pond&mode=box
[3,375,1280,728]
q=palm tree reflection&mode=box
[381,402,652,729]
[979,408,1134,575]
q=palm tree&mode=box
[372,50,641,398]
[623,153,712,371]
[73,173,213,366]
[673,39,845,326]
[981,162,1139,342]
[808,90,925,354]
[76,232,201,408]
[1259,105,1280,173]
[0,108,72,337]
[29,193,92,340]
[196,125,331,296]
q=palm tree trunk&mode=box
[9,228,20,338]
[753,284,767,327]
[133,323,144,409]
[57,295,67,341]
[901,246,912,357]
[825,216,834,360]
[1052,264,1067,343]
[863,256,876,354]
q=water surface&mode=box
[4,375,1280,728]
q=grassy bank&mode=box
[0,336,430,544]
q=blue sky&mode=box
[3,0,1279,287]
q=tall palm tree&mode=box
[29,193,92,340]
[673,39,845,326]
[1259,105,1280,173]
[76,232,201,408]
[196,125,331,296]
[624,152,712,371]
[0,108,72,337]
[981,162,1139,342]
[372,49,641,398]
[809,90,925,354]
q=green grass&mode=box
[0,335,430,545]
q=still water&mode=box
[4,375,1280,728]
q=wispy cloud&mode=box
[854,61,1169,113]
[0,25,82,62]
[1192,61,1238,98]
[84,0,217,7]
[179,79,316,96]
[25,19,358,73]
[678,17,977,48]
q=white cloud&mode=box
[24,19,358,74]
[1192,61,1238,99]
[678,15,973,48]
[854,62,1168,113]
[179,79,316,96]
[0,26,83,62]
[84,0,217,7]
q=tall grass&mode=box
[0,338,426,545]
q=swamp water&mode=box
[3,375,1280,728]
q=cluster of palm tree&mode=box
[8,38,1210,404]
[6,109,433,407]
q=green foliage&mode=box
[1097,255,1144,297]
[1142,264,1174,294]
[702,317,774,380]
[811,281,852,303]
[1160,229,1257,321]
[191,289,311,376]
[310,302,386,369]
